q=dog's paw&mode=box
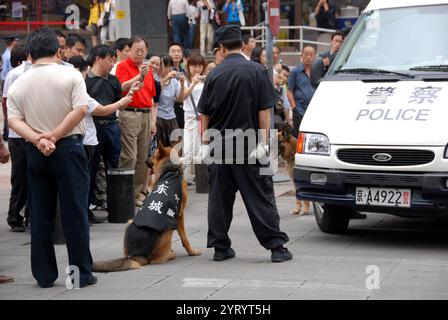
[188,248,202,256]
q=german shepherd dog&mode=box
[277,124,311,215]
[92,142,201,272]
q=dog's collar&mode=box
[158,161,183,181]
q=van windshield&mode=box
[330,4,448,75]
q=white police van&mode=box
[294,0,448,233]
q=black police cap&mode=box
[213,25,242,48]
[3,35,20,42]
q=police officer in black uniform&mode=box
[196,25,293,263]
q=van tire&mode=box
[313,203,350,234]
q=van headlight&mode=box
[297,132,331,156]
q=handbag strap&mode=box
[186,79,200,121]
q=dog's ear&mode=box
[282,124,291,139]
[155,139,169,158]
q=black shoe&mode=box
[37,282,54,288]
[271,246,293,263]
[80,275,97,288]
[10,224,26,233]
[88,211,107,224]
[213,248,236,261]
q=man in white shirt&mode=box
[241,33,256,60]
[167,0,190,48]
[7,28,96,289]
[197,0,215,56]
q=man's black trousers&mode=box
[27,136,92,287]
[207,164,289,251]
[7,138,28,226]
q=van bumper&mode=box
[294,166,448,217]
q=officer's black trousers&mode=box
[207,164,289,251]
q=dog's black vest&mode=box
[133,167,183,233]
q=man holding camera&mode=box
[116,36,156,205]
[196,25,292,263]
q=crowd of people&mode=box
[0,16,348,285]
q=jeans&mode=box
[187,23,196,49]
[27,136,92,287]
[172,14,189,48]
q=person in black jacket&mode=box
[197,25,292,263]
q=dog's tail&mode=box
[92,257,148,273]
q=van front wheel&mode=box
[313,203,350,234]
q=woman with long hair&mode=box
[180,53,206,183]
[251,47,267,67]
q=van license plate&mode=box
[355,188,411,208]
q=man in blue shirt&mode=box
[1,35,19,141]
[286,45,316,138]
[223,0,245,26]
[1,35,19,82]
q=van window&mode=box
[330,4,448,73]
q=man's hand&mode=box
[250,142,269,160]
[151,121,157,136]
[178,73,186,84]
[36,132,57,144]
[139,64,150,78]
[0,142,10,163]
[36,138,56,157]
[129,81,144,94]
[322,57,330,67]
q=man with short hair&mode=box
[1,35,20,141]
[111,37,130,75]
[241,33,256,60]
[54,30,69,62]
[116,36,157,205]
[3,44,31,232]
[273,45,281,65]
[197,25,292,263]
[310,31,344,88]
[7,28,96,288]
[197,0,214,56]
[86,45,124,218]
[1,35,19,82]
[67,34,87,58]
[167,0,190,48]
[287,45,316,138]
[169,43,186,128]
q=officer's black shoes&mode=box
[80,275,98,288]
[213,248,236,261]
[10,224,26,233]
[38,282,54,288]
[271,246,293,263]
